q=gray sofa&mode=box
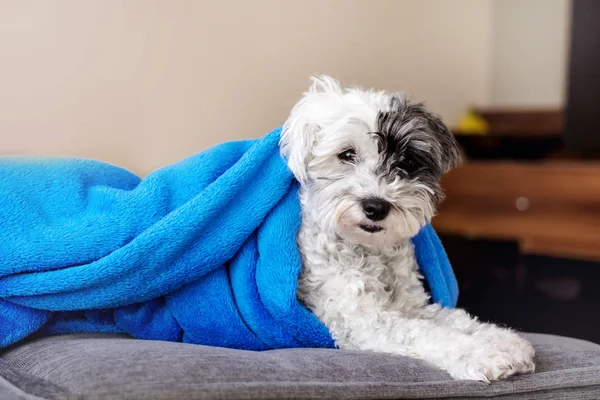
[1,332,599,399]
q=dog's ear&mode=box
[280,75,343,183]
[427,113,462,174]
[408,104,461,175]
[280,112,317,184]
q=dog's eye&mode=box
[401,159,418,173]
[397,152,427,176]
[337,149,357,163]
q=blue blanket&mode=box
[0,128,458,349]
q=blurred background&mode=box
[1,1,598,342]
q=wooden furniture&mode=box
[433,161,600,262]
[476,109,563,137]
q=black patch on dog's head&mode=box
[374,96,460,201]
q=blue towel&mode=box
[0,128,458,349]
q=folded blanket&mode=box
[0,128,458,349]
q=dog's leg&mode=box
[326,305,535,382]
[416,304,535,379]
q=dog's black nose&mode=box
[361,198,390,221]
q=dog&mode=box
[280,76,535,382]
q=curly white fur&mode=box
[281,76,535,382]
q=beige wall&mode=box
[0,0,492,174]
[490,0,571,107]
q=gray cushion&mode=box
[0,357,73,400]
[1,332,599,399]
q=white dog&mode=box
[280,76,535,382]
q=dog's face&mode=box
[280,76,460,247]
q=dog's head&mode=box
[280,76,460,247]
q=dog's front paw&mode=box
[446,332,535,383]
